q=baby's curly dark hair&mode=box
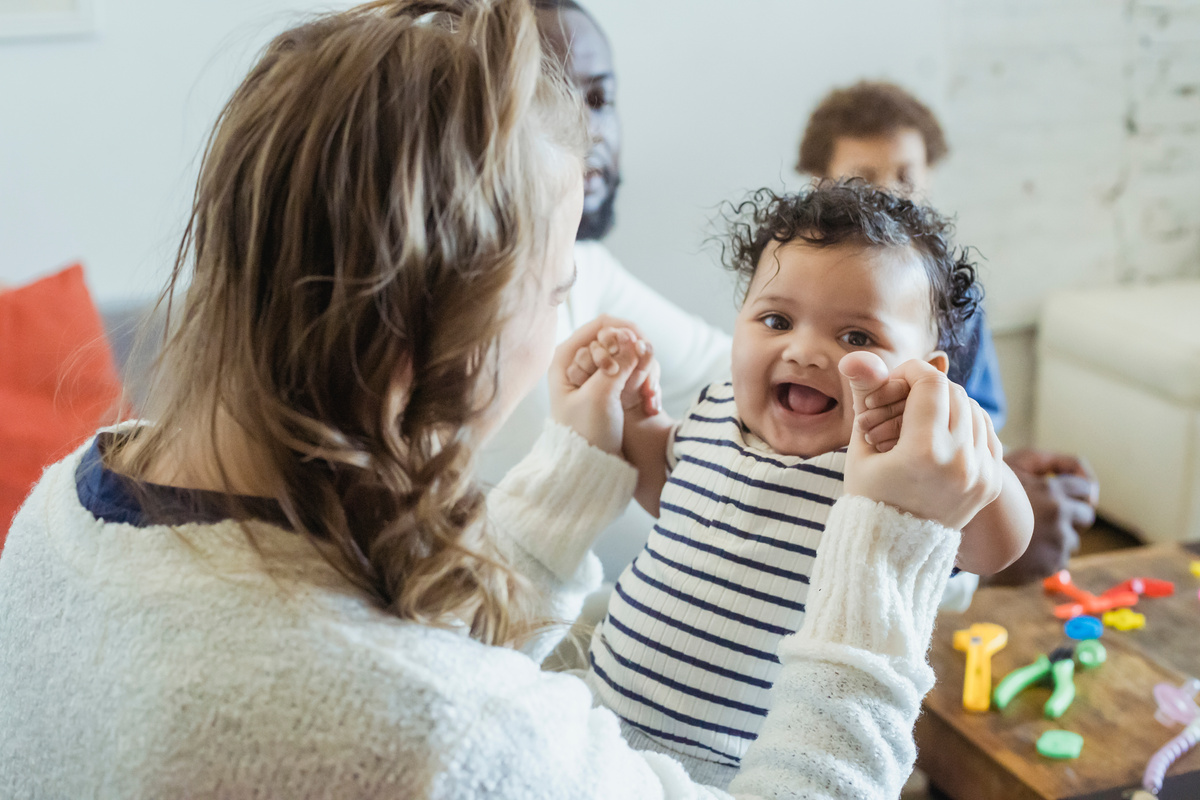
[722,180,981,376]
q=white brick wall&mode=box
[939,0,1200,331]
[934,1,1200,449]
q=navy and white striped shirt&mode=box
[589,381,846,768]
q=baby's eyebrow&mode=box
[842,311,885,324]
[749,292,793,306]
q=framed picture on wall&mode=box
[0,0,96,40]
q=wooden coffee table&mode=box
[916,542,1200,800]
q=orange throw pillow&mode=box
[0,264,124,546]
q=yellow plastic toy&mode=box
[1103,608,1146,631]
[1190,560,1200,578]
[953,623,1008,712]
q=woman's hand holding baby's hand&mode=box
[550,316,656,455]
[839,352,1004,531]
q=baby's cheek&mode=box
[735,384,766,435]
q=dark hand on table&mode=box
[984,449,1100,587]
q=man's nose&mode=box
[781,327,832,369]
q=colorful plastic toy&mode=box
[1190,560,1200,578]
[1104,577,1174,598]
[953,623,1008,712]
[1142,678,1200,797]
[993,639,1106,719]
[1102,607,1146,631]
[1153,678,1200,727]
[1043,569,1138,620]
[1043,569,1093,603]
[1054,591,1139,619]
[1037,729,1084,759]
[1064,614,1103,640]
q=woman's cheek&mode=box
[531,305,558,377]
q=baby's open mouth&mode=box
[776,383,837,415]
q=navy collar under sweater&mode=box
[76,432,293,530]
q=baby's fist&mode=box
[566,326,660,417]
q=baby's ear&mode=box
[925,350,950,375]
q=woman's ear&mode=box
[926,350,949,375]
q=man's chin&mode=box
[575,186,618,241]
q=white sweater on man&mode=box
[0,421,958,799]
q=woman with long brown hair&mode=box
[0,1,1004,797]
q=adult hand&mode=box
[839,352,1003,531]
[549,315,649,455]
[983,449,1099,586]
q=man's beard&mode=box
[576,178,620,241]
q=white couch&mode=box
[1035,279,1200,543]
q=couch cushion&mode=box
[1040,280,1200,404]
[0,264,124,543]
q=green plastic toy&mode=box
[1037,730,1084,759]
[993,640,1107,719]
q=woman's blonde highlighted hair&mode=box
[113,0,588,646]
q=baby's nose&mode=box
[782,328,834,369]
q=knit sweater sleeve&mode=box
[488,420,638,663]
[727,494,962,800]
[440,493,958,800]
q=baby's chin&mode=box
[753,422,850,459]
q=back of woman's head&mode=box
[121,0,587,645]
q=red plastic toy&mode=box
[1103,577,1175,599]
[1043,570,1139,620]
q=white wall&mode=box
[3,0,1199,446]
[590,0,1200,337]
[9,1,1195,315]
[938,0,1200,331]
[0,0,951,308]
[0,0,353,304]
[590,0,950,335]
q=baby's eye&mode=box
[841,330,873,348]
[761,314,790,331]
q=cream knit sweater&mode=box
[0,422,959,799]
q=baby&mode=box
[570,182,1032,787]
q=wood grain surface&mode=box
[916,543,1200,800]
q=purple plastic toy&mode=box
[1142,678,1200,796]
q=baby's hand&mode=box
[550,317,654,455]
[839,353,917,453]
[856,375,912,453]
[565,325,662,417]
